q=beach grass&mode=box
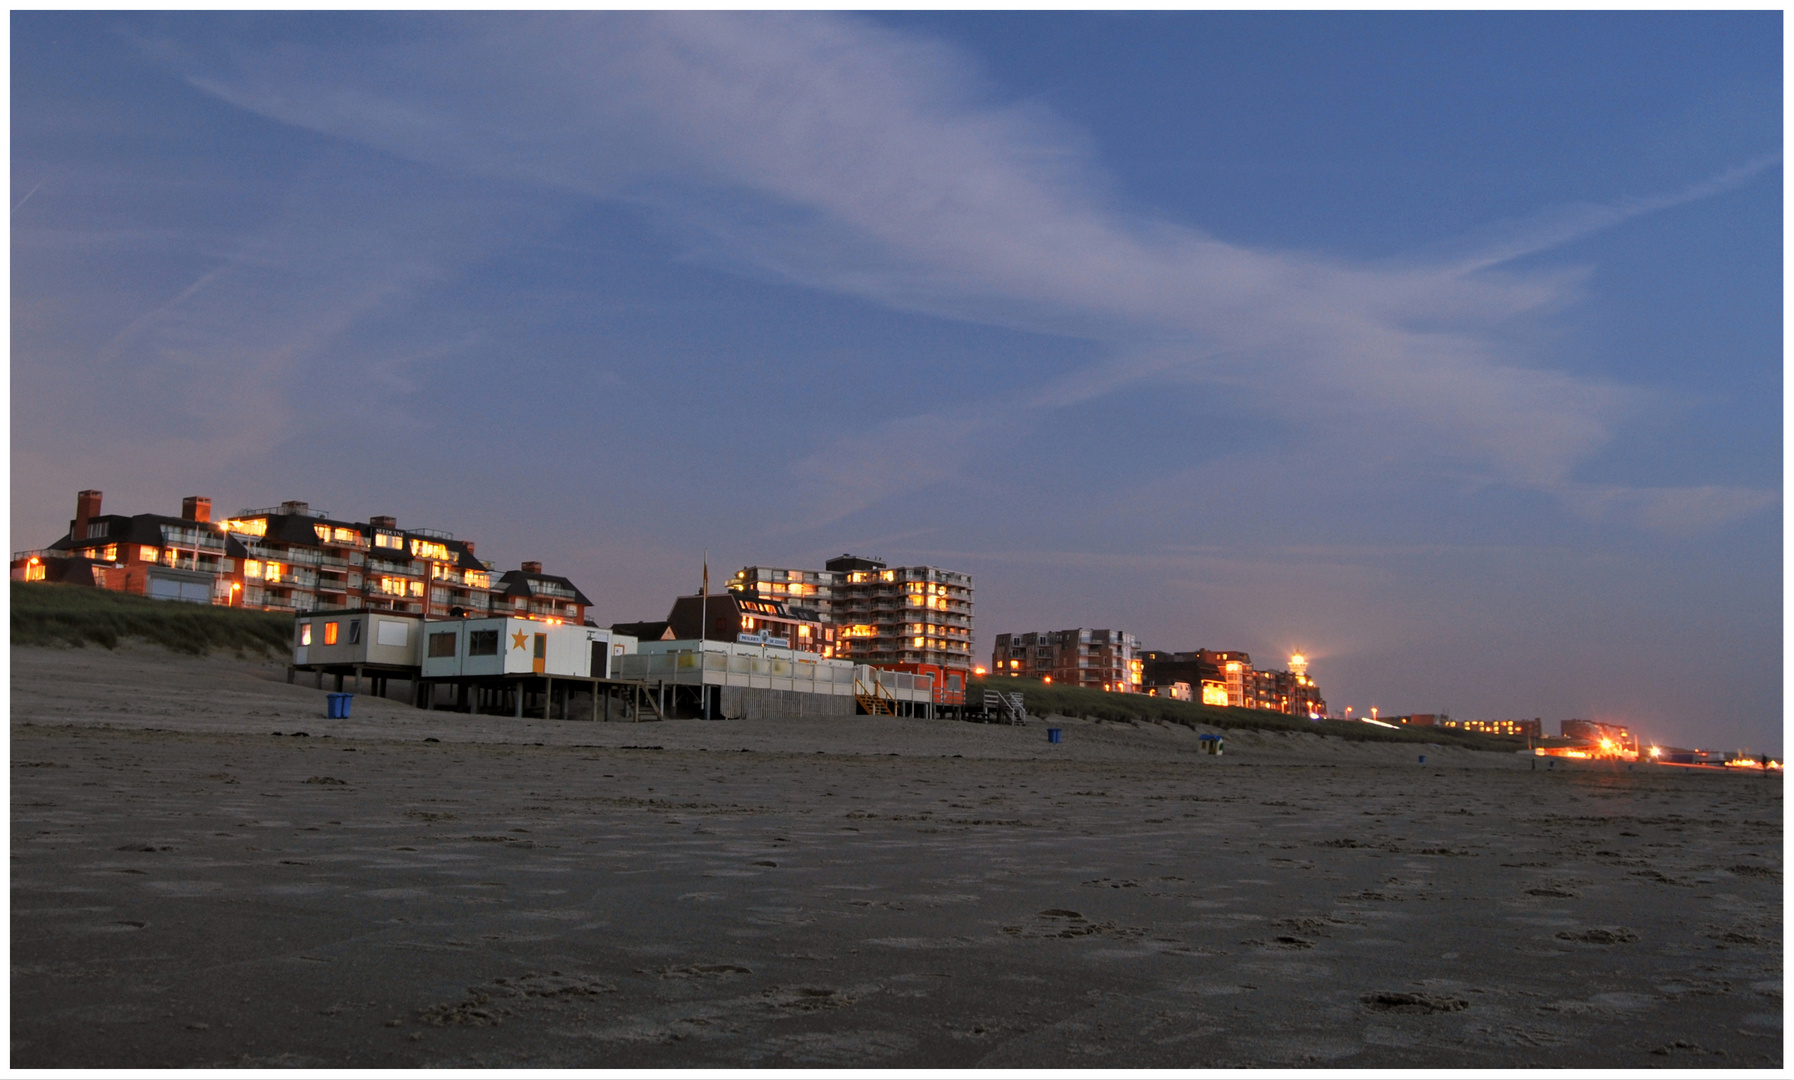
[974,673,1527,750]
[11,582,294,656]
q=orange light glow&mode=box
[973,666,987,675]
[1043,676,1052,684]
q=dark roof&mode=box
[824,553,885,572]
[494,569,593,606]
[49,514,249,558]
[610,620,673,641]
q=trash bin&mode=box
[326,692,352,719]
[1047,728,1063,744]
[1417,754,1426,764]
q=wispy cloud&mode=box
[163,13,1775,531]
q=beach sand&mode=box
[11,643,1782,1068]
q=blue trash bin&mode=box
[1418,754,1426,764]
[1047,728,1063,744]
[326,692,352,719]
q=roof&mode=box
[49,514,250,558]
[610,620,674,641]
[494,569,593,606]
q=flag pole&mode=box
[701,550,709,721]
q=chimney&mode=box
[181,496,211,523]
[521,561,543,575]
[73,489,102,540]
[462,540,474,555]
[369,515,396,530]
[278,500,309,516]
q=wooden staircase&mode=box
[854,675,896,716]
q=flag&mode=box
[701,554,708,596]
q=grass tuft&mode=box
[11,582,294,656]
[974,674,1526,750]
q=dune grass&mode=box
[11,582,295,656]
[974,673,1526,751]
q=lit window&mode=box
[300,623,312,646]
[332,527,357,543]
[324,621,339,645]
[313,524,330,541]
[374,533,401,549]
[25,562,45,582]
[223,518,267,537]
[914,636,925,647]
[140,546,158,562]
[264,563,283,583]
[245,560,262,579]
[101,545,118,562]
[409,538,450,561]
[408,580,424,597]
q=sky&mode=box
[11,12,1782,752]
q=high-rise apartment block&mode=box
[734,554,973,669]
[991,628,1143,692]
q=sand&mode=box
[10,643,1783,1068]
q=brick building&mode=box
[14,489,589,623]
[733,554,973,670]
[991,628,1143,692]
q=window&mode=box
[86,522,108,539]
[374,532,402,549]
[323,621,339,645]
[409,538,450,561]
[467,630,499,656]
[332,527,358,544]
[464,570,489,589]
[348,619,362,645]
[101,545,118,562]
[313,524,330,541]
[140,546,158,563]
[223,518,267,537]
[265,563,283,583]
[25,562,45,582]
[299,623,312,646]
[428,632,457,658]
[408,580,424,598]
[376,620,409,647]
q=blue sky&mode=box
[11,13,1781,751]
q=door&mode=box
[533,633,547,674]
[591,641,609,679]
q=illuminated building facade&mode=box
[14,489,588,623]
[825,555,974,669]
[991,628,1144,692]
[729,565,839,624]
[12,491,247,604]
[1139,648,1326,716]
[665,590,830,655]
[1439,717,1542,739]
[1560,718,1637,755]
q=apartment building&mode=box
[825,555,973,669]
[15,489,589,623]
[728,555,972,669]
[991,628,1144,692]
[729,565,838,624]
[14,491,247,603]
[1139,647,1326,716]
[662,590,831,655]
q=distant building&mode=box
[730,565,841,624]
[991,628,1143,692]
[1439,717,1542,739]
[14,489,591,623]
[1140,648,1325,716]
[665,590,829,654]
[1561,718,1637,755]
[12,490,247,604]
[733,554,972,670]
